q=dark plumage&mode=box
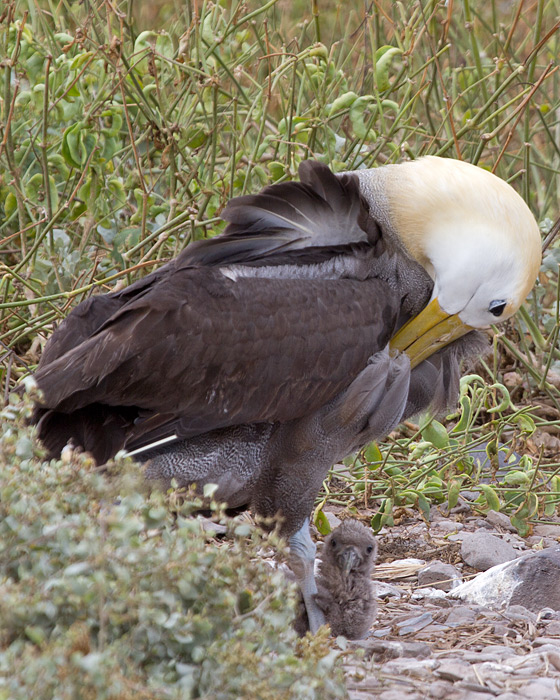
[295,520,378,639]
[318,521,378,638]
[31,158,540,632]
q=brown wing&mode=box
[33,160,398,461]
[35,269,399,435]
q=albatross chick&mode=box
[296,520,378,639]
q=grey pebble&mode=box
[486,510,518,532]
[324,511,342,529]
[532,637,560,648]
[376,581,403,599]
[435,659,474,682]
[396,611,433,635]
[432,519,464,533]
[350,638,432,661]
[517,678,560,699]
[418,560,462,591]
[460,646,517,663]
[533,524,560,538]
[461,532,518,571]
[445,605,478,627]
[427,680,459,698]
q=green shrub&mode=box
[0,394,346,699]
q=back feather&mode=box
[179,161,376,267]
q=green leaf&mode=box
[511,413,536,435]
[25,625,47,646]
[328,91,358,116]
[349,95,377,139]
[363,442,382,464]
[421,420,449,448]
[417,493,430,519]
[313,505,331,536]
[451,395,471,433]
[448,480,461,509]
[371,498,393,532]
[479,484,501,511]
[374,46,403,91]
[486,383,513,414]
[62,122,85,168]
[510,514,531,537]
[503,471,529,486]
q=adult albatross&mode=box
[32,157,541,633]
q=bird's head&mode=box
[324,520,377,576]
[356,157,541,367]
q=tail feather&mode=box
[34,404,137,463]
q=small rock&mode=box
[473,518,495,530]
[461,646,516,663]
[376,581,403,599]
[486,510,518,533]
[449,532,470,542]
[460,692,495,700]
[505,605,538,623]
[396,611,433,635]
[543,620,560,635]
[547,650,560,672]
[432,520,464,533]
[532,637,560,648]
[492,622,512,637]
[538,608,560,621]
[461,532,518,571]
[196,515,228,534]
[533,524,560,539]
[323,511,342,530]
[517,678,560,699]
[350,638,432,661]
[379,691,423,700]
[412,587,449,601]
[435,659,473,682]
[427,680,456,699]
[450,548,560,612]
[509,547,560,611]
[381,658,438,681]
[445,606,478,627]
[418,560,462,591]
[450,499,473,514]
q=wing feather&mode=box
[34,270,399,443]
[179,161,377,267]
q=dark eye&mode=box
[330,538,337,548]
[366,545,374,554]
[489,300,506,317]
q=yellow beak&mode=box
[389,298,473,370]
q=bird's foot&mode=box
[289,518,326,634]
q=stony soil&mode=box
[334,505,560,700]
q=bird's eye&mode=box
[330,538,337,548]
[488,299,507,317]
[366,545,374,554]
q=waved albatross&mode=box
[32,157,541,633]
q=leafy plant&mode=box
[0,392,346,699]
[1,0,560,572]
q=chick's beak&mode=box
[389,298,473,369]
[338,547,360,575]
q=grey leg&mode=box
[288,518,326,634]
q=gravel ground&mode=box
[333,506,560,699]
